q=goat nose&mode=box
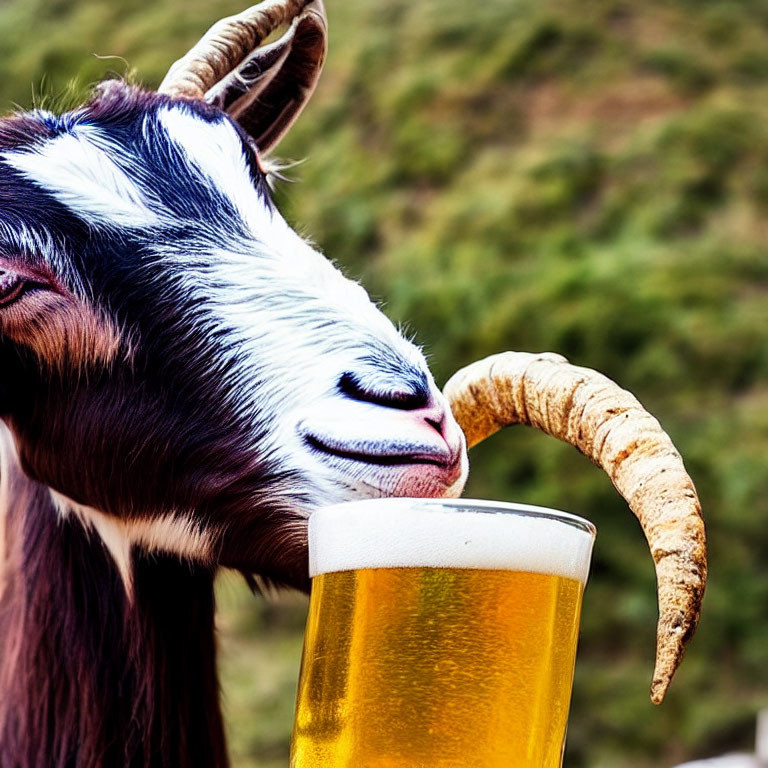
[338,371,451,439]
[339,371,430,411]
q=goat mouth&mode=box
[303,434,454,469]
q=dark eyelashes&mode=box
[0,278,49,309]
[0,279,27,308]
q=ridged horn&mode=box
[158,0,316,101]
[443,351,707,705]
[209,2,327,154]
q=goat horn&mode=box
[158,0,313,100]
[443,351,707,705]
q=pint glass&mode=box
[290,498,596,768]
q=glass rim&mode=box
[313,497,596,539]
[309,497,596,581]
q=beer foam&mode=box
[309,499,596,584]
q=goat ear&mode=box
[206,3,327,155]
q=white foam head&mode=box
[309,498,596,584]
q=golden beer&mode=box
[291,499,595,768]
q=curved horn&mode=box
[210,2,327,154]
[443,351,707,705]
[158,0,314,101]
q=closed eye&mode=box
[0,262,56,309]
[0,275,26,307]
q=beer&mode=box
[291,499,595,768]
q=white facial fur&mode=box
[151,104,468,513]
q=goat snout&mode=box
[336,367,461,457]
[338,369,457,443]
[297,368,468,500]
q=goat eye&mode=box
[0,268,26,307]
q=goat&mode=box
[0,0,712,764]
[0,2,467,765]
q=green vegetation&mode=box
[2,0,768,765]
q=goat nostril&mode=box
[339,372,430,411]
[425,415,445,436]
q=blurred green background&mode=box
[2,0,768,765]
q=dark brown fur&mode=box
[0,449,228,768]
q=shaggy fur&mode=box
[0,462,227,768]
